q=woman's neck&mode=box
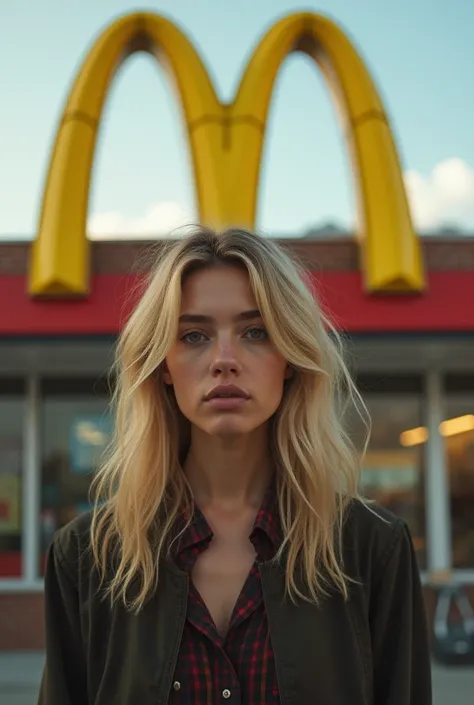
[183,426,273,509]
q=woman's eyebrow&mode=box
[178,309,261,324]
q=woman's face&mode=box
[164,265,291,438]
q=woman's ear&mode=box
[284,364,295,381]
[162,361,173,386]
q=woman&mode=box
[39,227,432,705]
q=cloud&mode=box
[85,158,474,240]
[404,158,474,232]
[87,201,193,239]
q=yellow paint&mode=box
[29,12,425,297]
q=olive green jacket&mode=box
[38,501,432,704]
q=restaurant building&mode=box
[1,234,474,649]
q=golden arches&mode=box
[29,13,223,296]
[230,14,424,292]
[29,11,425,296]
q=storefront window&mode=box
[444,375,474,569]
[40,377,112,573]
[0,379,25,578]
[355,375,426,568]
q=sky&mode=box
[1,0,473,240]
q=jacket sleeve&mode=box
[38,536,88,705]
[369,520,432,705]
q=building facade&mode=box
[1,236,474,650]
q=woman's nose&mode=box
[209,338,242,376]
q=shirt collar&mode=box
[172,478,281,560]
[250,479,282,555]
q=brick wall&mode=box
[2,238,474,277]
[0,592,45,650]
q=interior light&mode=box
[399,414,474,447]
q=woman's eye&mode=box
[245,327,268,341]
[181,331,206,344]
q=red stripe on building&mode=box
[1,271,474,335]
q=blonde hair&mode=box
[91,226,369,611]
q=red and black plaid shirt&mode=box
[169,485,281,704]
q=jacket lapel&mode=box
[153,564,189,704]
[260,562,371,705]
[89,562,188,705]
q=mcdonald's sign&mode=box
[29,11,425,297]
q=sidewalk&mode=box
[0,652,44,705]
[0,652,473,705]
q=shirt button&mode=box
[222,689,231,699]
[173,681,181,691]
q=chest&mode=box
[191,536,257,636]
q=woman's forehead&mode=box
[180,265,258,315]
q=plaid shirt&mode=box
[169,486,281,704]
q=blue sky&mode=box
[1,0,473,239]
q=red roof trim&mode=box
[1,271,473,335]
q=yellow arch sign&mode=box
[29,11,425,296]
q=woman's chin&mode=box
[202,417,256,439]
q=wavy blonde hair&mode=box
[91,226,369,611]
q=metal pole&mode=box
[424,369,452,582]
[22,374,41,583]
